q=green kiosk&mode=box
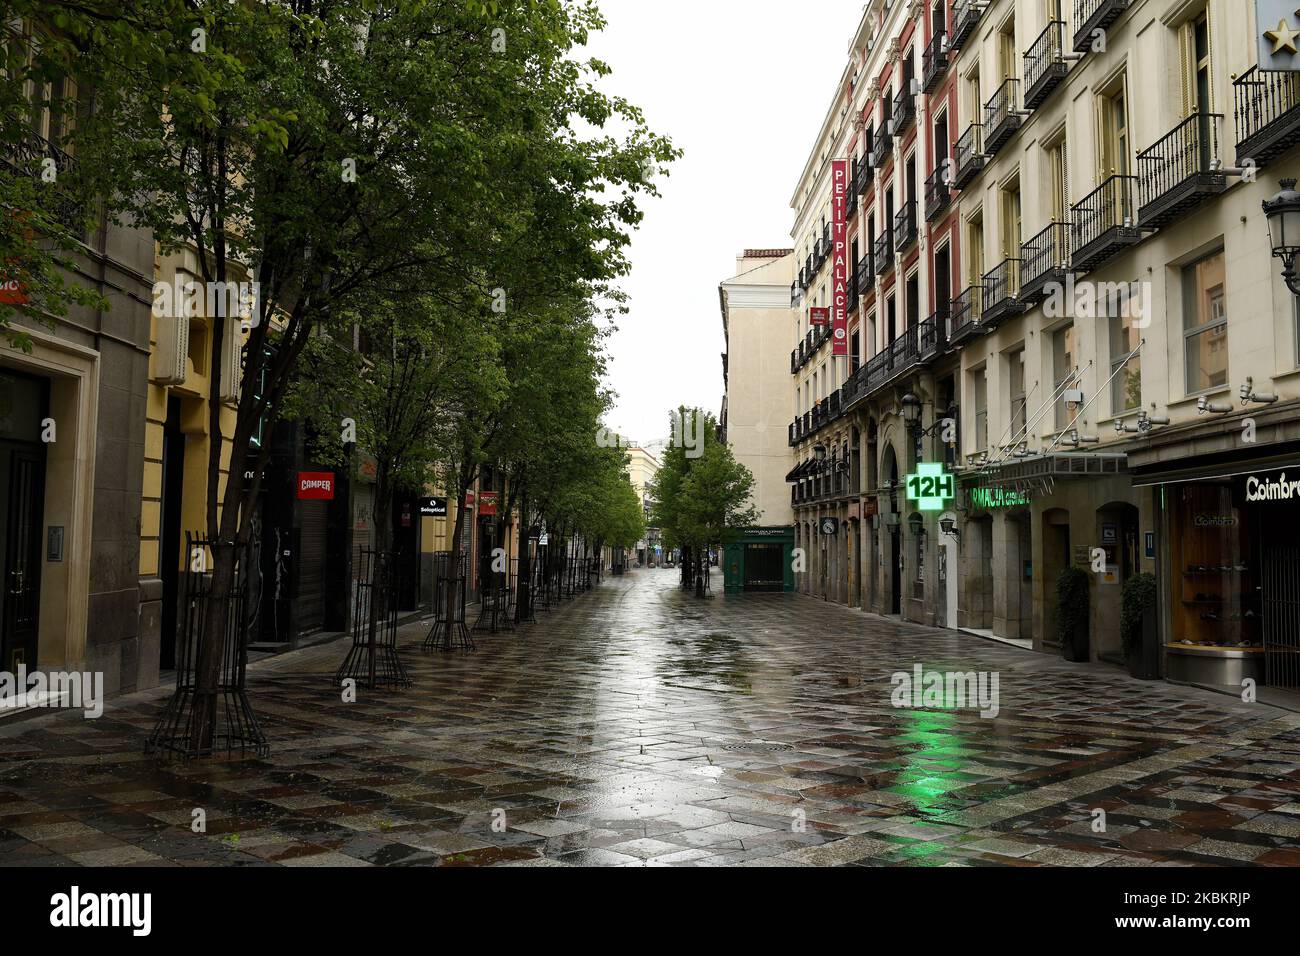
[723,526,796,593]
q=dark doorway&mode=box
[158,397,186,670]
[0,369,48,673]
[743,543,784,592]
[392,492,419,610]
[889,528,902,615]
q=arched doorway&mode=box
[881,440,901,616]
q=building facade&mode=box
[775,0,1300,694]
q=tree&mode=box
[647,408,757,596]
[87,0,673,752]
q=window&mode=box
[1053,324,1078,430]
[998,24,1017,82]
[1099,77,1131,177]
[1181,10,1212,116]
[1046,135,1069,223]
[887,294,898,343]
[972,370,988,453]
[1009,348,1027,441]
[1001,176,1022,259]
[850,330,860,373]
[1110,310,1142,413]
[1183,249,1227,393]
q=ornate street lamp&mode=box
[1263,178,1300,296]
[939,516,959,537]
[901,392,922,429]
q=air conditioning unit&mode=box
[218,315,242,407]
[153,310,189,385]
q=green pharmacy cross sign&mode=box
[904,463,955,512]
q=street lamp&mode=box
[1263,178,1300,297]
[939,516,959,537]
[813,442,827,463]
[901,392,922,428]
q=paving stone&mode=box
[2,569,1299,867]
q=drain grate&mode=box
[721,743,794,753]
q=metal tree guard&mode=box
[146,532,268,759]
[423,555,473,651]
[335,548,411,688]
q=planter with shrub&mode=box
[1056,566,1090,662]
[1121,571,1160,679]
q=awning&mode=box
[1132,456,1300,488]
[785,460,813,483]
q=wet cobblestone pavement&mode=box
[3,568,1300,867]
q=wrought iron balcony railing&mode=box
[894,200,918,253]
[1070,174,1142,274]
[856,250,873,295]
[925,165,951,222]
[1137,112,1227,229]
[981,258,1024,326]
[1074,0,1131,54]
[893,84,916,138]
[873,226,894,277]
[1019,221,1071,304]
[949,284,985,345]
[853,153,871,196]
[847,262,859,312]
[984,78,1023,156]
[951,0,985,50]
[922,31,950,93]
[953,123,985,189]
[1024,21,1068,110]
[871,129,891,169]
[1232,66,1300,169]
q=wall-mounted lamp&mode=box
[939,516,959,537]
[1240,377,1279,406]
[1263,178,1300,297]
[1197,395,1233,415]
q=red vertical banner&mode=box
[831,159,848,356]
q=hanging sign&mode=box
[419,496,447,517]
[810,306,829,327]
[904,463,955,512]
[819,517,838,535]
[296,472,335,500]
[831,159,849,356]
[479,491,499,516]
[1257,1,1300,71]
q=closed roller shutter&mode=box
[298,498,328,633]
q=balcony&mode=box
[1137,113,1227,229]
[853,154,871,196]
[983,78,1023,156]
[884,315,947,382]
[925,166,951,222]
[948,284,985,347]
[894,201,918,254]
[922,31,950,93]
[1019,221,1071,304]
[953,124,986,189]
[789,281,799,307]
[856,251,874,296]
[892,85,916,138]
[1070,174,1142,274]
[874,227,895,278]
[1024,21,1068,110]
[848,178,859,218]
[871,130,891,169]
[981,258,1025,327]
[847,264,859,312]
[1074,0,1131,54]
[951,0,984,51]
[1233,66,1300,169]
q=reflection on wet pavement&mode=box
[2,567,1300,867]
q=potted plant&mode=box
[1121,572,1160,679]
[1056,566,1090,662]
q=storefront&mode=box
[723,527,795,593]
[1140,457,1300,692]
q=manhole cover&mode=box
[721,743,794,753]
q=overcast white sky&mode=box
[581,1,864,446]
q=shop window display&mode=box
[1170,481,1261,651]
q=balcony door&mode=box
[1181,11,1213,170]
[1098,78,1131,178]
